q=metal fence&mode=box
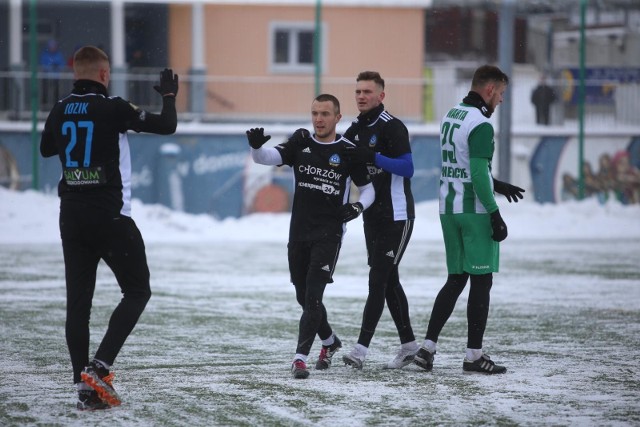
[1,68,639,127]
[0,69,164,120]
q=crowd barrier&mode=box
[0,124,638,218]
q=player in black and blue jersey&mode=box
[341,71,419,370]
[40,45,178,409]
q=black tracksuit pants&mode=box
[60,201,151,384]
[357,219,415,348]
[288,239,341,356]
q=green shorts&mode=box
[439,213,499,274]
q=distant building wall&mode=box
[168,4,424,120]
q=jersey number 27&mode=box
[62,120,95,168]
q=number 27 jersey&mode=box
[41,81,152,217]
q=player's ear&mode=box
[99,66,110,87]
[486,83,496,97]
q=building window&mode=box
[270,22,325,73]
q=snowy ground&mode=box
[1,188,639,426]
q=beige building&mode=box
[167,1,427,121]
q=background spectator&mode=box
[531,74,557,125]
[39,39,66,72]
[39,39,66,108]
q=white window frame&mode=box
[269,21,327,74]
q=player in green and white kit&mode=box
[414,65,524,374]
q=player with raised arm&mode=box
[247,93,374,379]
[40,45,178,409]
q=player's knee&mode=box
[470,273,492,290]
[293,283,306,307]
[367,276,387,295]
[308,268,332,285]
[444,273,468,289]
[125,286,151,304]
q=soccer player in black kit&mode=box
[247,94,374,379]
[341,71,419,369]
[40,46,178,409]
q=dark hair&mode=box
[471,65,509,89]
[356,71,385,90]
[314,93,341,114]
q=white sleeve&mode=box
[251,147,283,166]
[356,183,375,210]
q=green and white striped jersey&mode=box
[439,103,495,214]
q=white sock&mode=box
[466,348,483,361]
[353,343,368,358]
[423,340,437,354]
[401,341,418,351]
[293,354,308,363]
[321,334,335,347]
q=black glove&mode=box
[289,128,310,143]
[493,178,525,203]
[337,202,363,223]
[153,68,179,97]
[490,210,508,242]
[342,145,375,164]
[246,128,271,149]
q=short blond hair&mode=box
[73,46,110,78]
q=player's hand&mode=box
[153,68,179,97]
[246,128,271,149]
[337,202,363,223]
[493,178,525,203]
[342,145,375,164]
[490,210,508,242]
[289,128,310,142]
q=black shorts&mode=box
[60,201,150,297]
[364,219,413,268]
[287,239,341,285]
